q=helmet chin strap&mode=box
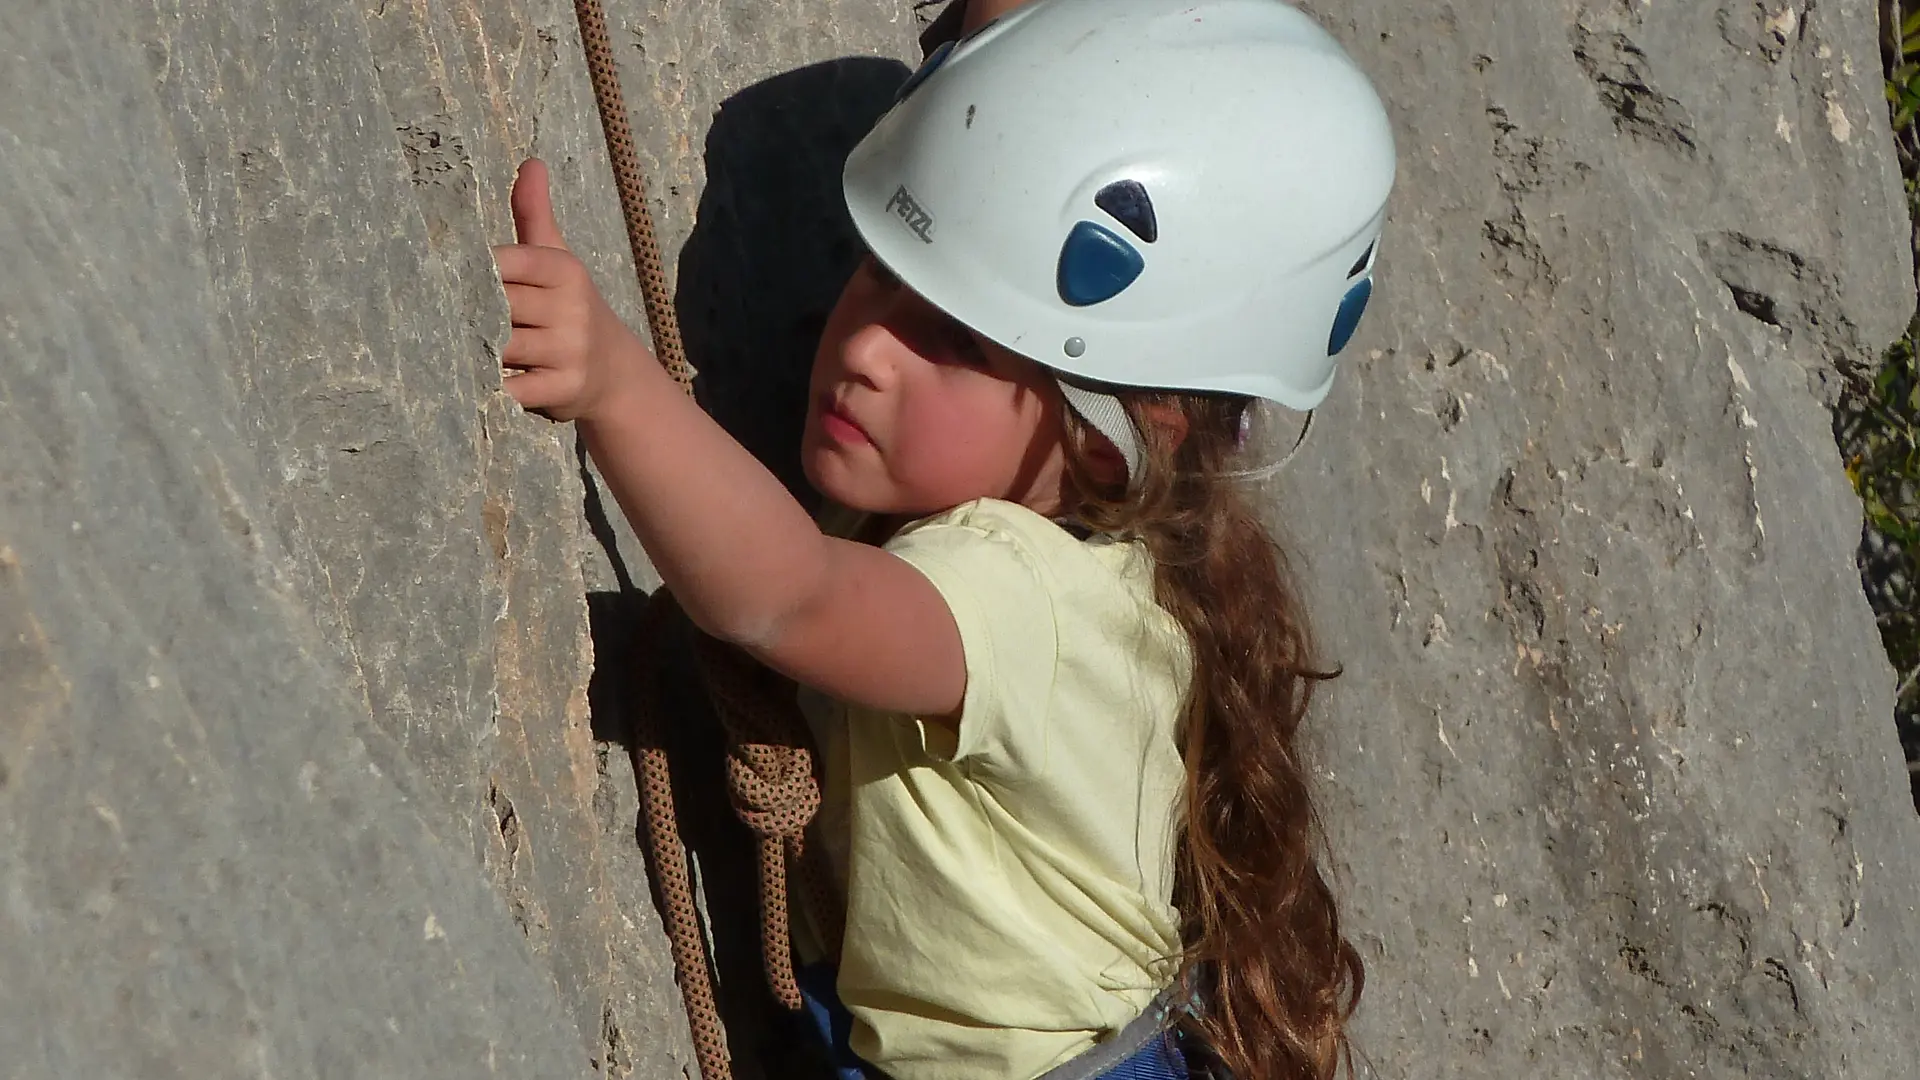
[1056,383,1322,493]
[1055,379,1143,486]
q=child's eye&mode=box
[941,325,991,368]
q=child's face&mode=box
[802,256,1069,518]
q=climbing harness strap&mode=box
[1033,990,1187,1080]
[794,966,1200,1080]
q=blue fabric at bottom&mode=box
[796,962,872,1080]
[1092,1032,1188,1080]
[793,962,1191,1080]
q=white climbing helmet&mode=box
[843,0,1397,468]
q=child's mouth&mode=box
[818,396,873,446]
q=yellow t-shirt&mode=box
[798,499,1193,1080]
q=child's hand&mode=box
[493,158,648,423]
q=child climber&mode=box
[493,0,1396,1076]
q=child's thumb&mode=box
[511,158,568,250]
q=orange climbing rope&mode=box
[568,3,842,1078]
[628,597,730,1078]
[573,0,691,389]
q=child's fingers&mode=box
[493,243,578,288]
[499,323,593,380]
[500,326,563,369]
[500,366,580,414]
[510,159,573,250]
[503,283,562,329]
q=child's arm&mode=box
[493,159,964,720]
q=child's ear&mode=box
[1082,434,1128,487]
[1079,401,1186,488]
[1136,400,1190,455]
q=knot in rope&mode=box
[724,740,821,839]
[688,626,843,1012]
[693,630,823,839]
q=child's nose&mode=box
[838,319,905,390]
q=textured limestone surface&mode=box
[1,0,915,1077]
[1285,1,1920,1076]
[6,0,1920,1077]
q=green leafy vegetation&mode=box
[1851,0,1920,792]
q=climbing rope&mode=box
[633,595,846,1079]
[573,0,691,388]
[694,618,847,1001]
[630,596,730,1079]
[570,2,842,1078]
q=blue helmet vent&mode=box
[1057,221,1145,307]
[895,40,955,104]
[1328,277,1373,355]
[1094,180,1158,244]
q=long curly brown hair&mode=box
[1058,391,1363,1080]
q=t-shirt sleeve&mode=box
[882,507,1060,777]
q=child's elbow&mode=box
[682,541,835,655]
[692,586,820,655]
[686,604,783,652]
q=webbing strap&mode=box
[1034,990,1186,1080]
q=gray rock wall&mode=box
[1292,0,1920,1075]
[1,0,914,1077]
[4,0,1919,1078]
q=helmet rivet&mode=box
[1064,337,1087,358]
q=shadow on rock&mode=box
[677,56,912,508]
